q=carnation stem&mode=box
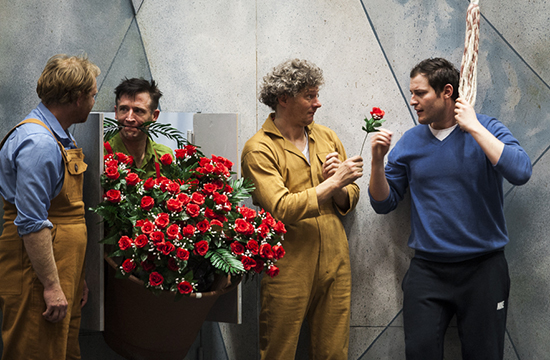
[359,133,369,158]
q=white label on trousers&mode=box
[497,301,505,310]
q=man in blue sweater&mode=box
[369,58,532,359]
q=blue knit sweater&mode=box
[369,114,532,262]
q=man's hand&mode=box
[81,280,89,308]
[316,155,363,209]
[454,97,481,133]
[322,152,341,180]
[369,128,393,202]
[371,128,393,162]
[455,97,504,165]
[332,155,364,187]
[42,284,68,323]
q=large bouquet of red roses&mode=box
[94,143,286,298]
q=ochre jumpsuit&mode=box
[241,115,360,360]
[0,119,88,359]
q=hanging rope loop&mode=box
[458,0,480,107]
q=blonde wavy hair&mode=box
[36,54,100,105]
[259,59,324,111]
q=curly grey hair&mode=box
[259,59,324,111]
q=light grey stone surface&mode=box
[505,150,550,360]
[94,18,152,112]
[0,0,549,359]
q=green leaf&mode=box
[208,248,245,275]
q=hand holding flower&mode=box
[360,107,387,157]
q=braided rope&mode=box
[458,0,480,107]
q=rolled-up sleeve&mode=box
[12,133,62,236]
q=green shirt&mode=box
[107,133,172,178]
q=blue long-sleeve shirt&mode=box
[369,114,532,262]
[0,103,77,236]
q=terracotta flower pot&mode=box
[103,256,240,360]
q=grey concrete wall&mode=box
[0,0,548,359]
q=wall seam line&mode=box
[358,0,417,127]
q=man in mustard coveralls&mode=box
[106,78,172,178]
[241,59,363,359]
[0,54,100,359]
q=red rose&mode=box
[230,241,245,255]
[259,243,274,260]
[159,179,172,193]
[144,177,156,191]
[235,218,254,236]
[167,182,180,195]
[168,257,179,271]
[141,220,154,234]
[273,221,287,234]
[238,206,256,221]
[203,163,215,173]
[257,224,270,239]
[166,224,180,239]
[205,208,217,220]
[105,166,120,180]
[202,183,217,195]
[182,224,196,237]
[124,155,134,167]
[210,219,223,228]
[241,256,256,271]
[134,234,148,248]
[214,164,229,177]
[125,172,140,186]
[184,145,197,156]
[246,240,259,255]
[254,259,265,274]
[150,231,165,244]
[105,159,118,168]
[193,240,209,256]
[122,259,136,273]
[266,265,279,278]
[174,148,187,159]
[149,272,164,286]
[191,192,205,205]
[154,213,170,229]
[224,184,233,194]
[196,219,210,234]
[187,179,199,190]
[118,235,133,251]
[272,245,286,260]
[262,213,276,227]
[370,107,385,120]
[115,152,128,163]
[105,189,121,203]
[177,281,193,294]
[199,157,211,167]
[141,260,155,272]
[141,196,155,211]
[158,241,175,255]
[186,203,201,217]
[213,192,228,205]
[212,179,224,190]
[160,153,173,165]
[166,198,183,213]
[177,193,190,205]
[176,248,190,260]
